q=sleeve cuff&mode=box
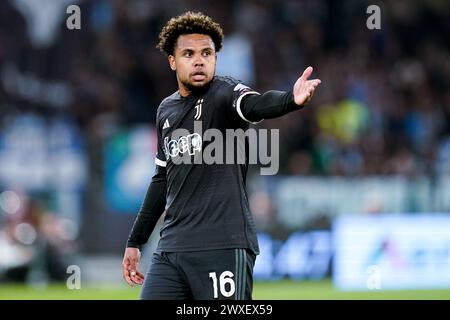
[126,241,142,250]
[286,91,302,111]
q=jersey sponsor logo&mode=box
[194,98,203,120]
[164,133,202,158]
[160,121,279,175]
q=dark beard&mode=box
[181,78,212,96]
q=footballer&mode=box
[122,11,321,300]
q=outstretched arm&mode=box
[241,66,321,122]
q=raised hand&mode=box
[293,66,321,106]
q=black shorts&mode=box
[140,249,256,300]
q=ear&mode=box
[168,55,176,71]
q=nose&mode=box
[194,61,204,68]
[193,55,204,68]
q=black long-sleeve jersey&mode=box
[127,76,300,255]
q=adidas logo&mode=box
[162,119,170,129]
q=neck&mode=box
[178,82,190,97]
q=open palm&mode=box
[293,66,321,106]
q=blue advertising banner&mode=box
[333,214,450,291]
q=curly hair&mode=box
[157,11,224,55]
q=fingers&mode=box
[130,270,145,285]
[300,66,313,81]
[126,260,144,286]
[137,270,145,278]
[302,79,321,104]
[122,259,134,287]
[124,273,134,286]
[308,79,321,87]
[123,248,143,287]
[306,79,321,94]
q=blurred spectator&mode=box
[0,193,77,283]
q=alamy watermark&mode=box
[66,5,381,34]
[66,265,81,290]
[164,121,280,175]
[66,5,81,30]
[366,5,381,30]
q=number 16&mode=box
[208,271,235,298]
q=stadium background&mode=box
[0,0,449,299]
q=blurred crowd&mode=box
[1,0,449,177]
[0,191,77,283]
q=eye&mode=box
[184,51,192,57]
[202,51,211,57]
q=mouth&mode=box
[191,71,206,81]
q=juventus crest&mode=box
[194,98,203,120]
